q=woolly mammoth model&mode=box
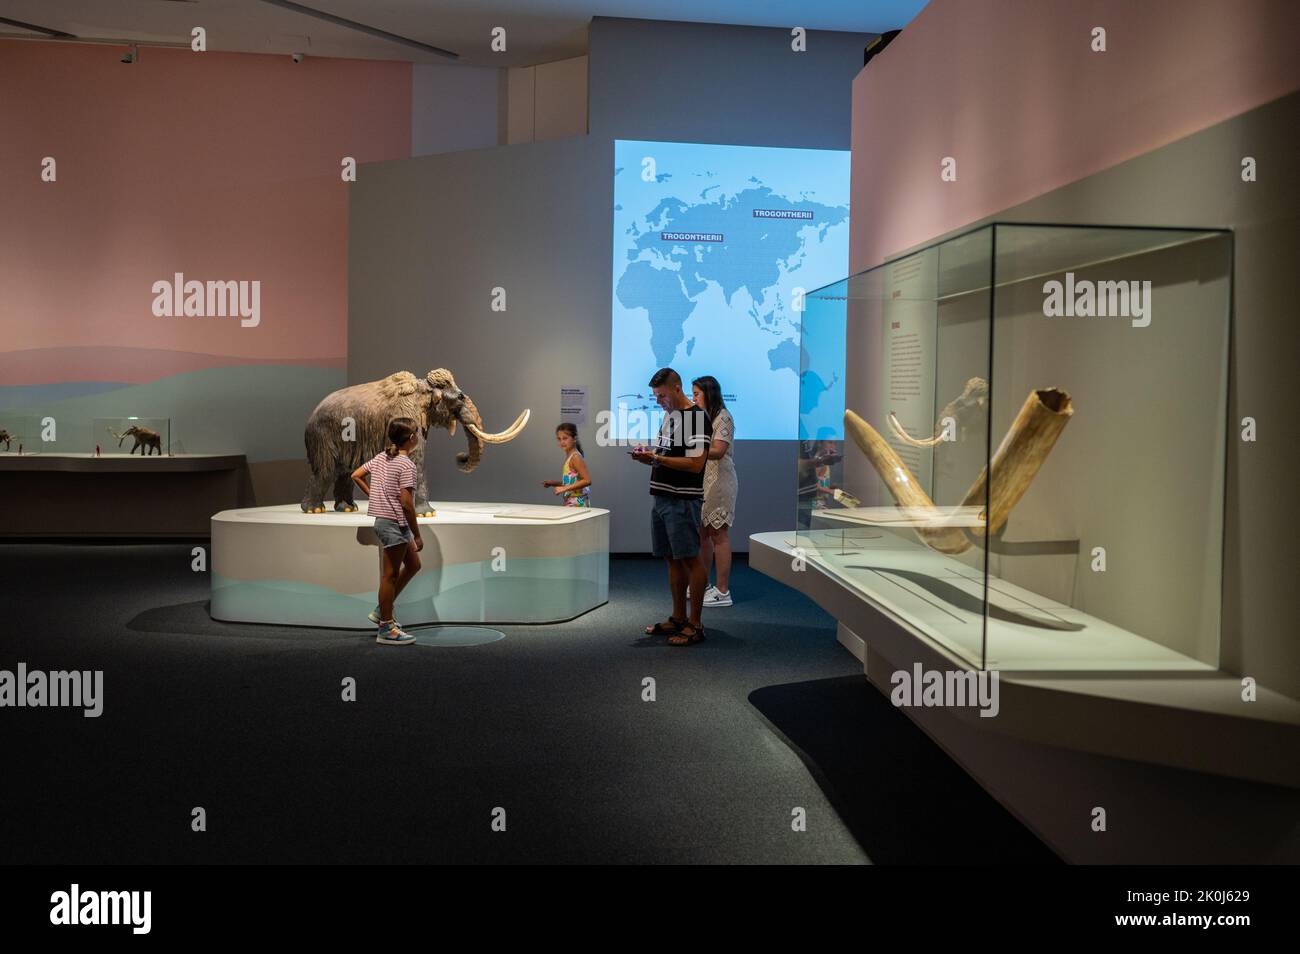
[301,369,529,515]
[108,425,162,456]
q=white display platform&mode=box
[211,502,608,629]
[771,528,1211,672]
[750,529,1300,792]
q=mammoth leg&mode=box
[300,429,332,513]
[300,463,328,513]
[411,440,434,515]
[333,470,358,512]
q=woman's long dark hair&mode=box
[691,375,725,420]
[385,417,419,457]
[556,422,584,456]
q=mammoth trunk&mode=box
[457,397,485,472]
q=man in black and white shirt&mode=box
[630,367,712,645]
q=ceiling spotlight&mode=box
[121,44,139,65]
[291,52,305,64]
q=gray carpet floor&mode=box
[1,543,1057,864]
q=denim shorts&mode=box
[650,495,702,560]
[374,517,414,549]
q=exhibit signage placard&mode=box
[880,248,938,491]
[561,386,587,425]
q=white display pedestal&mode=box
[211,502,608,628]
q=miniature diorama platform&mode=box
[210,502,609,628]
[0,453,250,537]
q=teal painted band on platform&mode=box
[212,552,608,628]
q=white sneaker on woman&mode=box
[703,587,732,607]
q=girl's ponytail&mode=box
[386,417,419,458]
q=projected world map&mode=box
[611,140,850,441]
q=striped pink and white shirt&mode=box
[365,452,418,526]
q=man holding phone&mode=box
[630,367,712,645]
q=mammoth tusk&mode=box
[960,388,1073,536]
[843,387,1073,556]
[844,410,973,555]
[887,411,946,448]
[465,409,530,444]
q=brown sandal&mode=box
[645,617,685,636]
[668,623,705,646]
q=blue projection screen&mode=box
[610,139,849,440]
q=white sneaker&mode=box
[703,587,733,607]
[376,622,415,645]
[369,606,400,627]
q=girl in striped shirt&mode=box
[352,417,424,645]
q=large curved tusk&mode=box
[845,389,1072,556]
[961,388,1072,536]
[887,411,946,448]
[845,410,972,555]
[465,409,530,444]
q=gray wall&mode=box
[349,136,630,537]
[411,62,501,157]
[351,18,874,553]
[589,17,874,148]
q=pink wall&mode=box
[849,0,1300,271]
[0,41,410,385]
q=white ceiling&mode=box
[0,0,927,67]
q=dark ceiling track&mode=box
[256,0,459,60]
[0,16,76,38]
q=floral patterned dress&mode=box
[561,451,590,508]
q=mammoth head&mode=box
[422,368,529,473]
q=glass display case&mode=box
[0,413,47,455]
[94,417,171,456]
[798,223,1232,671]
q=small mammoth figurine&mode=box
[108,425,163,456]
[0,429,13,452]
